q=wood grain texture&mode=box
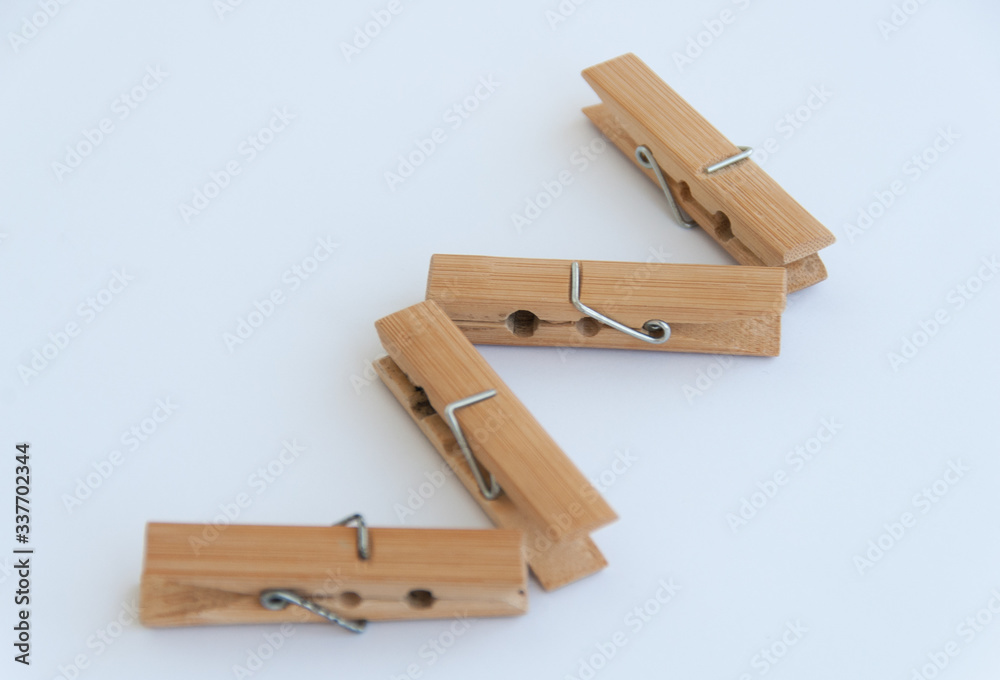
[426,254,786,356]
[585,102,826,293]
[140,523,528,627]
[582,53,834,288]
[375,301,617,543]
[374,356,607,591]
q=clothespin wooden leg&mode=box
[375,356,608,590]
[139,522,528,628]
[425,254,787,356]
[581,53,836,293]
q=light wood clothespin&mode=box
[140,515,527,631]
[375,300,617,590]
[582,53,835,293]
[426,254,787,356]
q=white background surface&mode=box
[2,1,999,678]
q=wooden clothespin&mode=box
[426,254,787,356]
[582,53,835,293]
[139,515,527,631]
[375,300,617,590]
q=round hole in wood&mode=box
[339,591,362,608]
[506,310,539,337]
[713,211,734,242]
[575,317,601,337]
[406,589,436,609]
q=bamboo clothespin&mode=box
[374,300,617,590]
[139,515,527,631]
[426,254,787,356]
[581,53,835,293]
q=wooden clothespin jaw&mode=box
[139,514,528,631]
[582,53,835,293]
[375,300,618,591]
[426,254,787,356]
